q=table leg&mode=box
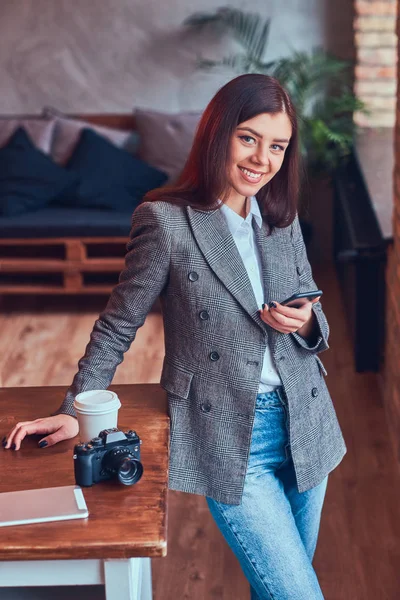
[140,558,152,600]
[104,558,152,600]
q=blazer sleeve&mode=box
[290,214,330,354]
[53,201,172,417]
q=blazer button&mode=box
[199,310,209,320]
[296,266,302,275]
[201,402,212,413]
[209,351,220,361]
[311,387,319,397]
[188,271,199,282]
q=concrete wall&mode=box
[0,0,354,114]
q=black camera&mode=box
[73,428,143,487]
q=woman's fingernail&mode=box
[262,303,265,310]
[39,440,48,448]
[11,443,16,450]
[269,302,277,309]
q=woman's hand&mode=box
[2,414,79,451]
[259,297,320,336]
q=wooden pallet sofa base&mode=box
[0,237,127,294]
[0,114,164,311]
[0,235,162,312]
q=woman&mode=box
[3,74,346,599]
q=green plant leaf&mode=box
[184,9,365,175]
[184,7,271,62]
[183,11,225,30]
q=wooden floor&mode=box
[1,262,400,600]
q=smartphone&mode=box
[280,290,323,308]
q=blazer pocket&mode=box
[160,361,194,399]
[315,355,328,377]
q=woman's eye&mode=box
[271,144,285,152]
[239,135,256,145]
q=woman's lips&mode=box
[238,166,265,184]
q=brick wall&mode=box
[383,0,400,459]
[354,1,400,456]
[354,0,398,127]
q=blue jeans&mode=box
[206,388,328,600]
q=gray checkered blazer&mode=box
[57,200,347,505]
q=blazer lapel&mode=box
[251,218,282,352]
[252,217,281,306]
[186,206,266,334]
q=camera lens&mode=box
[102,447,144,486]
[117,457,143,486]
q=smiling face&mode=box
[224,112,292,212]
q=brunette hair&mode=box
[144,74,300,228]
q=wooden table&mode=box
[0,384,170,600]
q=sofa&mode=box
[0,109,201,296]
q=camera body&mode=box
[73,428,143,487]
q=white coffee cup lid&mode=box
[73,390,121,415]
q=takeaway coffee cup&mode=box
[73,390,121,441]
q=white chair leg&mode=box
[104,558,152,600]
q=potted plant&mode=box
[183,8,366,247]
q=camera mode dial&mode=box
[90,437,103,447]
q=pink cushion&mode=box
[134,109,202,183]
[43,107,138,165]
[0,118,55,154]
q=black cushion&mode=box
[0,128,78,217]
[61,128,168,211]
[0,206,133,238]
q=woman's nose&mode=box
[254,146,270,167]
